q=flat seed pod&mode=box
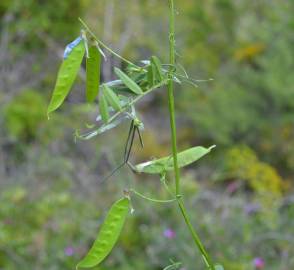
[103,85,122,111]
[77,198,130,269]
[86,46,101,102]
[99,94,110,123]
[47,38,85,115]
[114,67,143,95]
[135,145,216,174]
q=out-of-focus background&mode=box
[0,0,293,269]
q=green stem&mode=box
[167,0,180,196]
[167,1,215,269]
[178,199,213,269]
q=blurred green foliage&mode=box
[1,0,88,50]
[0,0,293,269]
[4,90,47,142]
[0,181,293,269]
[179,1,294,177]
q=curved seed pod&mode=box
[86,46,101,102]
[103,85,122,111]
[47,38,85,115]
[76,198,130,269]
[114,67,143,95]
[99,94,110,123]
[135,145,216,174]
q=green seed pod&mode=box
[135,145,216,174]
[76,197,130,269]
[86,45,101,102]
[47,39,85,115]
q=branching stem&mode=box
[80,4,215,268]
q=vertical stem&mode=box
[167,0,180,196]
[167,1,215,269]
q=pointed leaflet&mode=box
[214,265,224,270]
[151,56,164,82]
[135,145,216,174]
[103,85,122,111]
[163,261,182,270]
[86,45,101,102]
[114,67,143,95]
[77,198,130,269]
[47,38,85,115]
[77,115,129,140]
[99,94,110,123]
[147,64,155,87]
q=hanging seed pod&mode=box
[86,45,101,102]
[77,197,130,269]
[48,37,85,115]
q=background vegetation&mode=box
[0,0,293,269]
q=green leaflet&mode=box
[147,63,155,86]
[77,197,130,269]
[77,116,129,140]
[47,41,85,115]
[86,46,101,102]
[134,145,216,174]
[163,262,182,270]
[114,67,143,95]
[103,85,122,111]
[151,55,164,82]
[99,94,110,123]
[214,265,224,270]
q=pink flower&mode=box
[64,246,75,256]
[226,181,239,194]
[163,228,176,239]
[253,257,265,269]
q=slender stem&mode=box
[130,189,177,204]
[178,199,213,269]
[167,0,180,196]
[167,1,215,269]
[79,18,139,68]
